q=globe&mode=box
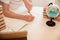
[46,4,59,18]
[46,3,60,27]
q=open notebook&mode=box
[2,17,30,32]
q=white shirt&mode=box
[1,0,28,15]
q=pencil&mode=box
[18,23,28,31]
[28,11,32,16]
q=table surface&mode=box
[27,7,60,40]
[0,7,60,40]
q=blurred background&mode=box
[0,0,55,8]
[32,0,54,7]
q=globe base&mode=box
[46,21,56,27]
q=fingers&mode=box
[24,14,34,22]
[43,4,49,14]
[29,13,32,16]
[43,7,46,14]
[28,11,32,16]
[28,15,34,22]
[28,16,34,22]
[28,15,34,20]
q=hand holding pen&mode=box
[23,11,34,22]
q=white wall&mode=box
[32,0,55,7]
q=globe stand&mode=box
[46,18,56,27]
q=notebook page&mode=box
[4,17,30,32]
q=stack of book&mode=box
[0,2,6,31]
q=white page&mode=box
[4,17,30,32]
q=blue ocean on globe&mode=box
[48,6,59,18]
[49,10,57,18]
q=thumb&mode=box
[29,13,32,16]
[28,11,32,16]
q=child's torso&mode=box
[9,0,28,14]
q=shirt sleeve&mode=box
[0,0,10,4]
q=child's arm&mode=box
[23,0,32,11]
[2,3,34,22]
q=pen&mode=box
[18,23,28,31]
[28,11,32,16]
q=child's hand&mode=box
[43,7,46,14]
[24,14,34,22]
[43,4,48,14]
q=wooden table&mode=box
[0,7,60,40]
